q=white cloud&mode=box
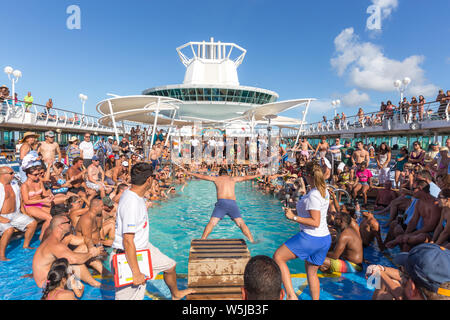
[372,0,398,20]
[340,89,371,107]
[331,28,438,98]
[307,99,333,115]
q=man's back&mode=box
[417,197,441,230]
[339,228,363,264]
[32,236,59,287]
[213,176,237,200]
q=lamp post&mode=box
[79,93,88,115]
[4,66,22,106]
[331,99,341,117]
[394,77,411,122]
[394,77,411,102]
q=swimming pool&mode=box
[148,180,305,274]
[0,180,398,300]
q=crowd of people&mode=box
[316,89,450,130]
[0,124,449,301]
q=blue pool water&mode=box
[148,180,304,274]
[0,180,398,300]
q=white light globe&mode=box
[13,70,22,78]
[4,66,13,75]
[394,80,402,88]
[336,100,341,105]
[403,77,411,85]
[331,101,336,106]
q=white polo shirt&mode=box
[112,189,149,251]
[79,141,94,160]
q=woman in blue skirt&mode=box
[274,161,331,300]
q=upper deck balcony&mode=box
[0,99,132,135]
[298,100,450,138]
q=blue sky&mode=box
[1,0,449,124]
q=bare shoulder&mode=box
[57,290,76,300]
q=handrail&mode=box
[302,100,450,135]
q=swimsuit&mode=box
[52,178,68,194]
[328,258,363,273]
[211,199,242,220]
[25,189,45,208]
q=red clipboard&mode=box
[112,249,153,288]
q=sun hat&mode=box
[393,243,450,297]
[68,136,79,143]
[440,147,449,152]
[20,132,40,143]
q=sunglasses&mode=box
[60,221,71,226]
[0,172,14,175]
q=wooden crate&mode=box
[187,239,250,300]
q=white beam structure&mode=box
[295,99,312,146]
[149,97,161,150]
[107,99,120,142]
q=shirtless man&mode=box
[149,145,159,169]
[431,189,450,246]
[320,213,364,273]
[75,198,110,275]
[86,156,109,198]
[386,181,441,251]
[351,141,370,168]
[313,136,329,159]
[66,157,88,203]
[182,166,262,243]
[294,138,313,160]
[374,181,397,211]
[32,215,104,288]
[37,131,61,166]
[359,211,385,251]
[100,196,116,247]
[111,161,130,185]
[0,166,37,261]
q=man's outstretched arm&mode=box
[234,169,263,182]
[182,168,216,182]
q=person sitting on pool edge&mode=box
[0,166,38,261]
[320,212,364,273]
[32,215,104,289]
[181,166,262,243]
[242,255,285,300]
[41,258,83,300]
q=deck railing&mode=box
[300,100,450,136]
[0,99,137,134]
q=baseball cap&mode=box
[107,136,114,140]
[122,161,129,167]
[45,131,55,137]
[92,155,99,161]
[393,243,450,296]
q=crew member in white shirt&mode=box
[273,161,331,300]
[79,133,94,168]
[110,163,194,300]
